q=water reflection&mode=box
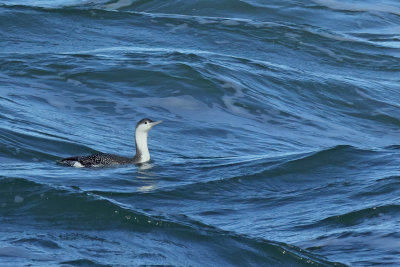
[136,163,158,192]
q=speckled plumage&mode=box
[58,153,140,167]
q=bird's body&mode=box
[58,118,161,168]
[59,153,135,168]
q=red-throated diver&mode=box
[58,118,162,167]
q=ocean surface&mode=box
[1,0,400,266]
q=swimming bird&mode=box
[58,118,162,167]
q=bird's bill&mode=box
[150,120,162,126]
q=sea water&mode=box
[1,0,400,266]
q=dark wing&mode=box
[58,153,131,167]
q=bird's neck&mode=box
[135,130,150,163]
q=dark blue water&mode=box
[1,0,400,266]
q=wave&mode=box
[0,177,344,266]
[312,0,400,16]
[60,259,112,267]
[2,0,399,52]
[306,204,400,229]
[2,44,398,133]
[90,145,381,200]
[0,0,399,265]
[0,0,269,15]
[5,0,399,18]
[2,0,400,56]
[0,126,98,161]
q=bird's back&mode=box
[58,153,133,167]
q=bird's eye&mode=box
[145,121,148,124]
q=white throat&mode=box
[135,129,150,163]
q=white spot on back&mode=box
[73,162,84,168]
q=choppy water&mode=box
[1,0,400,266]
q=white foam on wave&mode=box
[221,20,240,26]
[313,0,400,16]
[305,27,400,49]
[215,40,230,45]
[312,31,360,43]
[139,91,253,123]
[168,23,189,33]
[105,0,134,10]
[66,78,82,86]
[219,76,253,118]
[3,0,97,8]
[142,95,208,113]
[14,195,24,203]
[302,42,343,61]
[196,17,217,25]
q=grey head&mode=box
[136,118,157,127]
